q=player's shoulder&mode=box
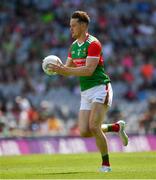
[87,34,100,43]
[87,35,102,49]
[87,34,101,46]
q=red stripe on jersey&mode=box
[73,59,86,67]
[68,52,72,59]
[74,62,85,67]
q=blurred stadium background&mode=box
[0,0,156,155]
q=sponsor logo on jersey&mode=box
[73,58,86,67]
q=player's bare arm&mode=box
[47,57,99,76]
[65,57,76,67]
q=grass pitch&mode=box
[0,152,156,179]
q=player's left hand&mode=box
[47,61,65,74]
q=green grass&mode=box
[0,152,156,179]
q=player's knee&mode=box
[89,125,99,135]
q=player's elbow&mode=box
[86,67,95,76]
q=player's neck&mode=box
[77,32,88,43]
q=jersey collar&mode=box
[77,33,89,47]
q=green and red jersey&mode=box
[68,34,110,91]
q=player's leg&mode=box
[78,110,92,137]
[101,120,128,146]
[99,83,128,146]
[89,102,111,172]
[78,90,93,137]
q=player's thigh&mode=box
[89,102,109,130]
[78,110,91,134]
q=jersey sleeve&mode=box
[68,46,72,59]
[87,41,102,58]
[68,52,72,59]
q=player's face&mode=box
[70,19,84,39]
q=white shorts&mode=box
[80,83,113,110]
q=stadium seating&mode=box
[0,0,156,137]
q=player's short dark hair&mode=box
[71,11,90,25]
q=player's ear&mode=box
[82,23,85,28]
[81,22,87,30]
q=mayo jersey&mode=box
[68,34,110,91]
